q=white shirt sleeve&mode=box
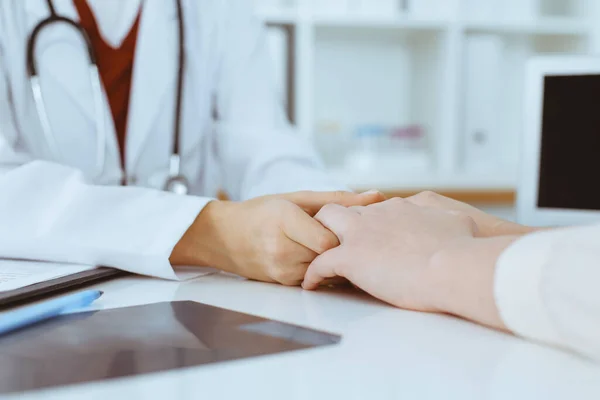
[0,162,209,280]
[495,224,600,361]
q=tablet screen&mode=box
[0,301,340,394]
[538,74,600,210]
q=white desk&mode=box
[11,273,600,400]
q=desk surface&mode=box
[11,273,600,400]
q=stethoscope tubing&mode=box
[26,0,186,192]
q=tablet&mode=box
[0,301,341,394]
[517,56,600,226]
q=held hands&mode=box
[302,198,479,312]
[171,190,385,286]
[302,194,520,330]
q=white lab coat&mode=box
[0,0,342,279]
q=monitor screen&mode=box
[537,74,600,210]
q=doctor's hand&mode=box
[302,198,481,312]
[171,190,385,286]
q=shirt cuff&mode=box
[494,229,570,345]
[131,195,213,281]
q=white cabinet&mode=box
[314,28,441,173]
[254,0,597,192]
[462,34,505,171]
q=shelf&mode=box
[381,190,515,205]
[257,12,590,34]
[329,167,517,192]
[312,15,451,30]
[257,9,299,25]
[465,17,590,35]
[258,13,452,29]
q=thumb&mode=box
[280,190,385,216]
[302,247,347,291]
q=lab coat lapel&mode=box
[126,0,178,173]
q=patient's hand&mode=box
[302,198,479,312]
[404,191,534,237]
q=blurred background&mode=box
[252,0,600,219]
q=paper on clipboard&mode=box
[0,260,97,292]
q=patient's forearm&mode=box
[429,236,521,331]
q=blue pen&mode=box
[0,290,103,336]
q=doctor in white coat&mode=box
[0,0,384,285]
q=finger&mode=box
[447,210,480,236]
[366,197,419,213]
[280,236,320,264]
[295,241,320,263]
[279,190,386,216]
[268,237,317,286]
[314,204,360,242]
[405,191,455,209]
[281,204,340,255]
[302,247,347,290]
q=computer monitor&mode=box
[517,56,600,226]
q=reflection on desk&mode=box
[7,273,600,400]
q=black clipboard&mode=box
[0,267,128,310]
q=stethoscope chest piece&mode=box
[164,175,190,195]
[164,154,189,195]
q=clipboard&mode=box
[0,268,128,310]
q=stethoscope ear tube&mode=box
[30,76,62,161]
[89,65,107,177]
[27,0,188,193]
[26,10,106,178]
[27,16,97,79]
[172,0,185,172]
[26,0,114,179]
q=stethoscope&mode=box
[26,0,190,195]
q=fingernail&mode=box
[362,190,380,195]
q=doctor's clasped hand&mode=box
[171,190,385,286]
